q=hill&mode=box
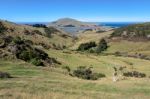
[48,18,111,35]
[0,20,150,99]
[0,20,74,49]
[0,20,74,66]
[48,18,93,27]
[111,22,150,41]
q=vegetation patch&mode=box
[1,36,61,66]
[111,23,150,40]
[77,39,108,53]
[77,41,97,51]
[44,27,59,38]
[31,24,47,28]
[0,71,12,79]
[72,66,106,80]
[123,71,146,78]
[0,22,7,34]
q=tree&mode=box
[96,39,108,53]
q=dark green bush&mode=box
[96,39,108,53]
[13,37,24,44]
[17,50,32,61]
[73,66,105,80]
[0,22,7,34]
[30,58,44,66]
[44,27,59,38]
[0,71,12,78]
[77,42,97,51]
[123,71,146,78]
[32,24,47,28]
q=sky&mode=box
[0,0,150,22]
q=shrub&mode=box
[13,37,24,44]
[96,39,108,53]
[44,27,59,38]
[0,71,12,78]
[123,71,146,78]
[77,42,97,51]
[31,30,43,35]
[73,66,105,80]
[0,36,13,48]
[32,24,47,28]
[0,22,7,34]
[30,58,44,66]
[18,50,31,61]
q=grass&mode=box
[0,49,150,99]
[0,23,150,99]
[106,40,150,54]
[71,31,113,49]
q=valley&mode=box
[0,19,150,99]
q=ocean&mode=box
[18,22,140,28]
[95,22,140,28]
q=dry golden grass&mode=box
[71,31,113,49]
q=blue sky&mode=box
[0,0,150,22]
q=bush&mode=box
[18,50,32,61]
[77,42,97,51]
[13,37,24,44]
[30,58,44,66]
[0,22,7,34]
[32,24,47,28]
[73,66,105,80]
[123,71,146,78]
[0,71,12,78]
[31,30,43,35]
[96,39,108,53]
[44,27,59,38]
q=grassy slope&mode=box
[107,40,150,55]
[71,31,113,49]
[0,20,74,48]
[0,49,150,99]
[0,23,150,99]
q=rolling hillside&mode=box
[111,22,150,40]
[0,20,150,99]
[0,20,74,48]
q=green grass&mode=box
[1,48,150,99]
[106,40,150,54]
[0,25,150,99]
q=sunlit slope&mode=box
[0,50,150,99]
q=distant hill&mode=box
[48,18,111,35]
[111,22,150,41]
[48,18,92,27]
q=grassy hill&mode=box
[0,20,74,49]
[71,31,113,49]
[0,20,150,99]
[111,22,150,40]
[48,18,94,27]
[48,18,110,35]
